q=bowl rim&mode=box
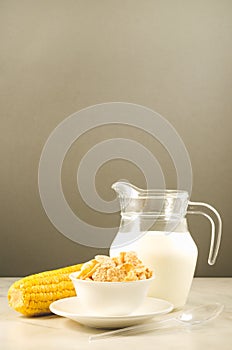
[69,271,155,285]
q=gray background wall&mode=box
[1,0,231,276]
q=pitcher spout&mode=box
[111,181,141,199]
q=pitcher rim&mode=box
[127,190,189,199]
[112,181,189,199]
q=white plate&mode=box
[50,297,173,329]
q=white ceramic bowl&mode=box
[69,272,155,316]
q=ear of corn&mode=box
[8,263,83,317]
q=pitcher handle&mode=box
[187,201,222,265]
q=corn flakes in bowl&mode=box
[69,252,154,316]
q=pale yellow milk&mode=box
[110,222,198,309]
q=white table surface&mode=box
[0,278,231,350]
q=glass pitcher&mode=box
[110,181,222,309]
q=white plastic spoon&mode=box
[89,303,224,342]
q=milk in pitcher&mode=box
[110,220,198,309]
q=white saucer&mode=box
[50,297,173,329]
